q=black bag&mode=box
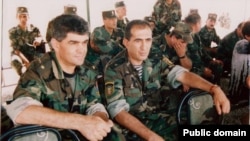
[177,89,223,125]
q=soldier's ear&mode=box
[50,38,59,51]
[123,38,128,49]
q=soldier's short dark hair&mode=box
[242,21,250,37]
[46,14,89,42]
[184,13,201,25]
[124,20,151,40]
[115,1,125,8]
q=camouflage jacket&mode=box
[117,17,129,31]
[198,26,221,48]
[10,52,102,114]
[153,0,182,34]
[8,24,42,61]
[152,34,185,65]
[187,33,212,75]
[104,50,187,118]
[86,26,125,74]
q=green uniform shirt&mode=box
[198,25,221,48]
[6,52,106,122]
[86,26,124,74]
[153,0,182,34]
[9,24,42,61]
[104,50,187,140]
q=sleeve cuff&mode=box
[5,97,43,125]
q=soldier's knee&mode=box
[11,59,23,76]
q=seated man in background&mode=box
[217,22,244,76]
[184,11,223,85]
[104,20,230,141]
[226,21,250,125]
[86,10,124,104]
[199,13,221,58]
[114,1,129,31]
[4,14,123,141]
[9,6,46,76]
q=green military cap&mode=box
[115,1,125,8]
[17,6,28,14]
[208,13,217,21]
[102,10,116,19]
[64,4,77,15]
[144,16,155,23]
[189,9,198,15]
[171,22,193,44]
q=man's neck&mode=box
[104,26,114,35]
[19,24,27,30]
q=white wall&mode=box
[1,0,250,68]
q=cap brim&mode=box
[183,34,193,44]
[104,16,117,19]
[17,12,28,15]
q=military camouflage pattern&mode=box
[104,50,180,140]
[187,33,223,84]
[11,52,100,113]
[9,24,44,75]
[117,18,129,31]
[187,33,212,75]
[152,34,182,65]
[153,0,182,35]
[6,51,124,141]
[198,25,221,48]
[217,29,242,73]
[86,26,124,75]
[9,24,42,61]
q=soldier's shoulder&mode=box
[92,26,109,39]
[8,26,19,33]
[114,27,124,33]
[31,53,51,68]
[107,51,127,70]
[92,26,106,33]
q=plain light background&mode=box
[1,0,250,68]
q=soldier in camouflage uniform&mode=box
[9,6,46,76]
[198,13,221,58]
[104,20,230,141]
[5,14,124,141]
[152,0,182,36]
[185,12,224,85]
[115,1,129,31]
[217,22,244,76]
[152,21,193,70]
[144,16,158,37]
[86,10,124,103]
[86,10,124,75]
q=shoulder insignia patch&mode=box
[105,81,114,96]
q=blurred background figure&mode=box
[9,6,46,76]
[64,4,77,15]
[199,13,221,58]
[217,22,244,76]
[144,16,157,37]
[152,0,182,36]
[114,1,129,31]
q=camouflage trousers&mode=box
[123,112,178,141]
[11,59,23,76]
